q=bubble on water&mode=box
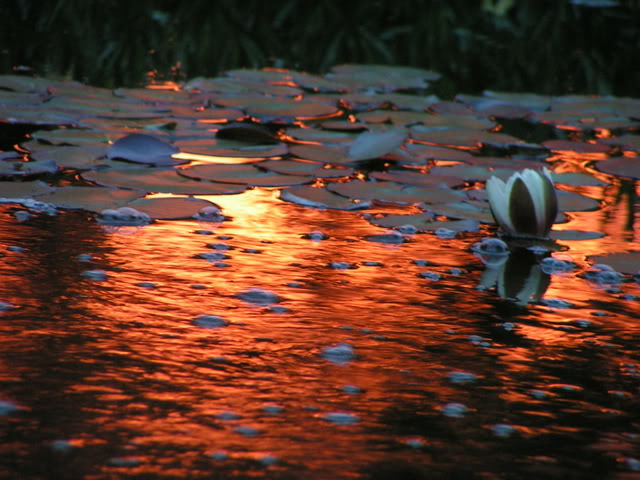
[621,294,639,301]
[193,205,225,226]
[625,458,640,471]
[81,269,108,281]
[259,455,278,465]
[396,224,418,235]
[193,314,228,329]
[197,252,229,261]
[541,298,573,309]
[441,402,468,418]
[365,230,407,244]
[22,199,57,215]
[76,254,93,262]
[207,243,232,250]
[234,425,260,437]
[527,245,550,255]
[136,282,156,289]
[403,437,427,448]
[50,439,75,452]
[243,248,262,254]
[412,259,430,266]
[108,457,142,467]
[585,264,625,287]
[471,237,509,255]
[491,423,517,438]
[540,254,576,275]
[191,284,206,289]
[502,322,516,331]
[0,399,19,415]
[435,228,456,239]
[321,343,355,364]
[236,288,281,305]
[322,412,359,425]
[216,411,241,420]
[13,210,31,222]
[528,390,550,400]
[329,262,355,270]
[209,451,228,461]
[362,261,383,267]
[449,268,463,275]
[263,404,284,415]
[447,371,478,384]
[194,229,213,235]
[0,301,16,312]
[342,385,363,394]
[304,231,328,241]
[574,319,592,328]
[418,271,441,281]
[214,262,230,268]
[266,305,290,314]
[98,207,151,226]
[287,282,303,288]
[7,245,25,253]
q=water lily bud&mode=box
[486,168,558,239]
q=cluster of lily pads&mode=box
[1,64,639,276]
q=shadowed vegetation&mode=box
[2,0,639,95]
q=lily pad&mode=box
[368,213,479,232]
[30,146,107,170]
[284,127,355,143]
[347,128,406,161]
[549,230,605,241]
[179,164,314,186]
[0,180,55,198]
[425,201,495,223]
[542,139,611,154]
[176,139,288,159]
[327,181,465,205]
[411,127,531,149]
[599,135,640,152]
[36,187,145,212]
[280,186,371,210]
[128,197,220,220]
[557,190,600,211]
[216,123,279,144]
[551,172,608,186]
[595,157,640,179]
[31,128,114,146]
[369,170,463,188]
[399,143,475,163]
[107,134,181,165]
[288,144,352,165]
[0,159,57,176]
[260,160,353,178]
[82,168,247,195]
[587,251,640,274]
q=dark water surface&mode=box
[1,185,640,479]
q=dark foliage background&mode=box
[2,0,639,96]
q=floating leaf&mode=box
[0,107,77,126]
[260,160,353,178]
[549,230,605,241]
[288,144,352,165]
[0,159,57,176]
[82,168,247,195]
[398,143,475,164]
[557,190,600,211]
[284,127,355,143]
[369,170,463,188]
[411,127,531,149]
[327,181,464,205]
[31,128,113,146]
[127,197,220,220]
[107,133,181,165]
[587,251,640,274]
[599,135,640,152]
[594,157,640,179]
[347,128,406,161]
[36,187,144,212]
[30,146,107,170]
[180,164,314,186]
[357,110,433,126]
[280,186,370,210]
[542,140,611,154]
[0,180,55,198]
[216,123,279,144]
[369,214,480,232]
[551,172,608,186]
[175,138,287,159]
[426,201,495,223]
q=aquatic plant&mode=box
[486,168,558,239]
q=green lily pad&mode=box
[587,251,640,274]
[357,110,433,126]
[0,107,77,126]
[0,158,57,176]
[425,201,495,223]
[399,143,475,163]
[36,187,145,212]
[175,139,288,159]
[82,168,247,195]
[557,190,600,211]
[214,96,339,122]
[599,135,640,152]
[284,127,355,143]
[260,160,353,178]
[429,165,517,181]
[410,126,531,149]
[280,186,370,210]
[179,164,314,186]
[31,128,114,146]
[216,123,279,144]
[327,181,465,205]
[594,157,640,179]
[127,196,219,220]
[288,144,352,165]
[551,171,608,186]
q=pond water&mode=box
[1,67,640,479]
